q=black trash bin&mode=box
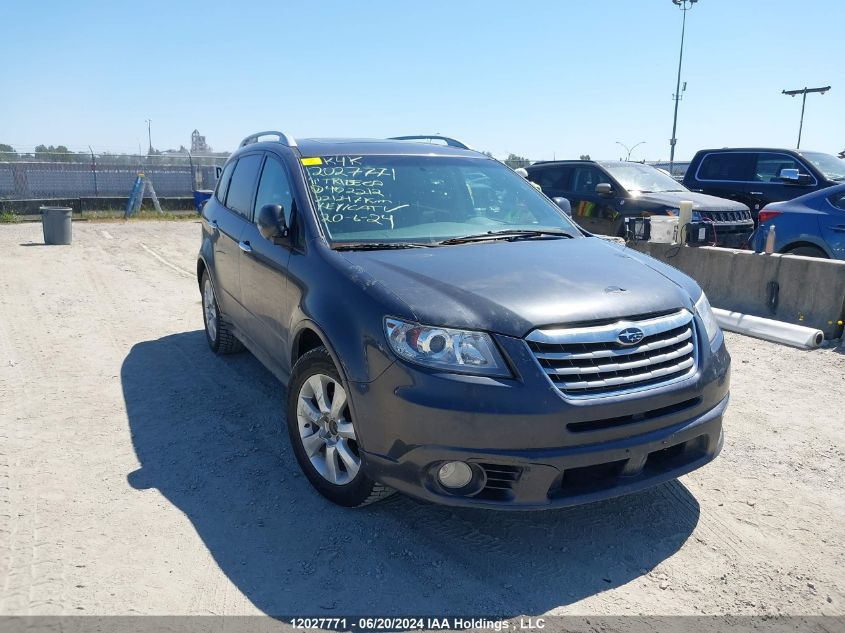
[40,206,73,245]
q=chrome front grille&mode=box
[701,209,753,224]
[526,309,697,397]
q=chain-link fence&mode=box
[0,148,694,201]
[0,151,227,199]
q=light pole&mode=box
[782,86,830,148]
[616,141,646,162]
[669,0,697,176]
[145,119,153,154]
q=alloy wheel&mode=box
[296,374,360,485]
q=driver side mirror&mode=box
[595,183,613,196]
[552,197,572,216]
[257,203,288,242]
[779,168,810,184]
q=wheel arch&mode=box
[779,239,831,257]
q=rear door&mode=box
[566,165,618,235]
[819,189,845,259]
[238,152,298,376]
[204,159,243,319]
[215,152,264,318]
[691,152,756,211]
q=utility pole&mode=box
[781,86,830,148]
[145,119,153,154]
[669,0,697,176]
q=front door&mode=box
[239,153,297,378]
[566,165,618,235]
[751,152,817,210]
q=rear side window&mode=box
[254,155,294,226]
[754,153,808,182]
[225,154,263,218]
[530,166,572,191]
[697,153,754,181]
[215,160,236,204]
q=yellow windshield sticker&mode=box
[301,157,322,166]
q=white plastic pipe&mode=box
[678,200,694,244]
[713,308,824,349]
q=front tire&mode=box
[286,347,394,507]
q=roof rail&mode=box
[388,135,471,150]
[239,131,297,149]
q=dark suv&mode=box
[683,148,845,220]
[525,160,754,248]
[197,132,730,509]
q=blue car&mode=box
[750,183,845,259]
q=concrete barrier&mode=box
[630,243,845,340]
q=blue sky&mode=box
[2,0,842,161]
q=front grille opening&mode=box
[567,397,701,433]
[645,434,708,472]
[475,463,523,502]
[549,434,710,499]
[554,459,627,497]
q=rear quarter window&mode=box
[215,160,236,205]
[697,153,754,181]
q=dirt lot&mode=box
[0,220,843,617]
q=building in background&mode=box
[191,129,211,153]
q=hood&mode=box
[636,191,749,212]
[338,238,696,338]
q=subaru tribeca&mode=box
[197,132,730,509]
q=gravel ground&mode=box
[0,220,843,618]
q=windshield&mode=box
[800,152,845,181]
[601,162,688,193]
[302,155,580,244]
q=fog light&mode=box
[438,461,473,489]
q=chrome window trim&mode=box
[693,151,818,187]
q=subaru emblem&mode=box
[617,327,645,346]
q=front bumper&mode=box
[713,223,754,249]
[352,331,731,510]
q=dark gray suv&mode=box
[197,132,731,509]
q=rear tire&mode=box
[286,347,394,507]
[201,271,244,354]
[784,245,828,259]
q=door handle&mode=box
[831,225,845,233]
[749,192,763,195]
[239,240,253,253]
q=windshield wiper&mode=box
[333,242,435,251]
[439,229,574,245]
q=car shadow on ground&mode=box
[123,331,700,617]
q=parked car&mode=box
[198,131,730,509]
[683,148,845,220]
[749,183,845,259]
[525,160,754,248]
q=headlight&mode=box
[384,318,509,377]
[694,292,721,347]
